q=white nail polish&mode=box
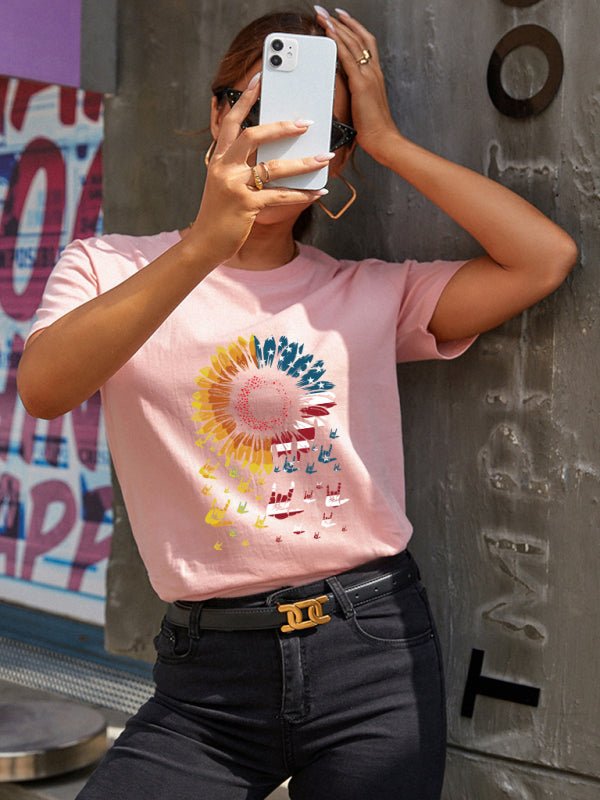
[314,152,336,162]
[314,5,330,19]
[247,71,261,89]
[327,20,335,31]
[335,7,350,17]
[294,118,315,127]
[316,188,329,196]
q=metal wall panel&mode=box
[444,749,600,799]
[390,0,600,785]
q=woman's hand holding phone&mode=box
[187,74,331,267]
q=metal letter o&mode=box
[487,24,564,118]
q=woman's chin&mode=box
[254,202,311,227]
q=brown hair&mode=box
[210,10,352,240]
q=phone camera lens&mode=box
[270,54,283,67]
[272,39,284,51]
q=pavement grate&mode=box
[0,637,154,715]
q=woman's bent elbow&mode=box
[17,368,64,420]
[554,234,579,281]
[17,387,58,420]
[537,235,579,297]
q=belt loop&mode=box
[326,576,354,620]
[406,549,421,581]
[188,602,204,639]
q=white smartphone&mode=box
[256,33,337,190]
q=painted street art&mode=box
[0,76,109,623]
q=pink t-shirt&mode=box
[26,231,475,601]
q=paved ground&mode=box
[0,679,289,799]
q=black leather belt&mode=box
[165,562,418,633]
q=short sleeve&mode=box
[24,240,99,346]
[395,259,478,363]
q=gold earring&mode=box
[317,174,357,220]
[204,140,216,167]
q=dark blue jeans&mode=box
[76,550,446,799]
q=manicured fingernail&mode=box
[314,152,336,162]
[316,188,329,195]
[314,5,330,18]
[326,20,336,31]
[294,118,315,127]
[247,71,261,89]
[335,7,350,17]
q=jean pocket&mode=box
[349,581,434,648]
[153,616,198,664]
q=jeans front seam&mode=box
[277,632,310,723]
[280,716,296,775]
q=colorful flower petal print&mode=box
[192,335,336,474]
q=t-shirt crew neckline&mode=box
[172,229,309,285]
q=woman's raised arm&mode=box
[317,7,578,341]
[374,135,578,341]
[18,75,327,420]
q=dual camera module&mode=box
[267,36,298,72]
[269,38,285,67]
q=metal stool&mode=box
[0,700,107,782]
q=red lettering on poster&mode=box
[72,145,103,240]
[0,334,21,461]
[83,92,102,123]
[69,484,112,591]
[71,391,102,471]
[0,137,65,321]
[9,80,48,132]
[0,472,21,576]
[0,472,111,588]
[21,479,76,580]
[0,78,108,605]
[8,79,101,132]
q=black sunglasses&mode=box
[214,87,357,152]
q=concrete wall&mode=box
[103,0,599,794]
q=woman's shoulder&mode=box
[51,231,181,289]
[71,229,180,261]
[299,242,411,284]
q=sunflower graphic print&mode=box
[191,333,350,551]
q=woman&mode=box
[17,6,576,799]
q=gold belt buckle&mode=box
[277,595,331,633]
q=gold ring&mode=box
[357,56,370,65]
[258,161,270,184]
[362,49,372,60]
[251,166,264,190]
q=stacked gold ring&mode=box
[258,162,270,183]
[251,162,271,190]
[251,166,264,190]
[357,48,372,65]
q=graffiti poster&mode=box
[0,77,110,624]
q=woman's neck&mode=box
[226,222,299,270]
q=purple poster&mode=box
[0,0,81,87]
[0,77,110,624]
